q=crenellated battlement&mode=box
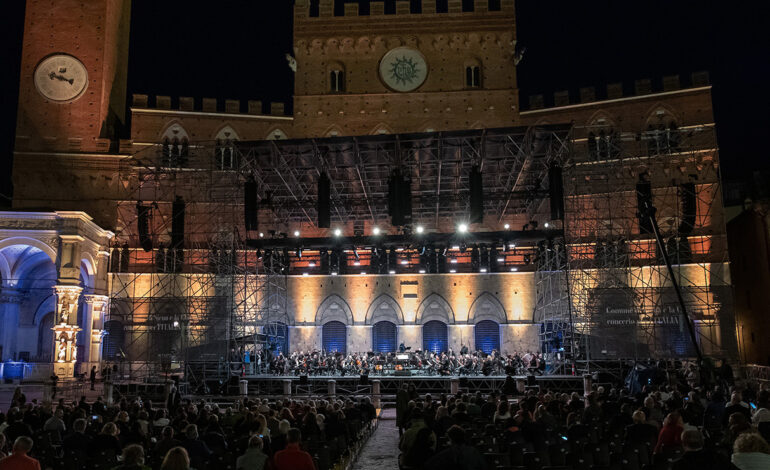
[523,71,711,111]
[130,94,290,117]
[294,0,514,20]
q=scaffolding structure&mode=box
[106,125,572,386]
[534,123,735,375]
[108,142,289,390]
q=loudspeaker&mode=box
[244,177,259,231]
[527,375,537,387]
[318,171,331,228]
[171,197,185,249]
[469,165,484,223]
[360,374,369,386]
[136,202,153,252]
[636,182,653,233]
[388,169,412,226]
[679,182,696,234]
[299,375,308,385]
[549,165,565,220]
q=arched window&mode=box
[322,321,347,353]
[466,65,481,88]
[159,124,190,168]
[586,118,620,160]
[215,126,239,170]
[422,320,448,353]
[372,321,397,353]
[330,68,345,92]
[474,320,500,354]
[267,129,288,140]
[645,109,680,155]
[103,320,125,360]
[37,312,55,362]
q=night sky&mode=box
[1,0,768,203]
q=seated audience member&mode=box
[0,436,41,470]
[654,411,684,454]
[625,410,658,446]
[272,428,315,470]
[43,408,66,433]
[62,418,92,454]
[673,429,733,470]
[731,432,770,470]
[114,444,150,470]
[155,426,182,462]
[161,446,191,470]
[236,435,268,470]
[399,410,436,468]
[92,422,122,455]
[424,425,486,470]
[181,424,212,469]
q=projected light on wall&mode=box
[474,320,501,354]
[422,320,448,354]
[372,321,397,353]
[322,321,347,354]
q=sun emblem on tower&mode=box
[389,56,420,86]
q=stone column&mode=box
[372,380,381,409]
[82,295,108,373]
[52,285,82,378]
[328,379,336,397]
[283,379,292,397]
[450,377,460,395]
[0,288,25,361]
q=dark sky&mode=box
[1,0,768,203]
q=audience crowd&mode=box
[395,372,770,470]
[0,386,376,470]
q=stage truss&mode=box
[534,123,736,375]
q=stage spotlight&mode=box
[450,258,458,264]
[389,269,396,274]
[449,269,457,273]
[259,232,264,238]
[415,225,424,234]
[504,223,510,230]
[497,257,505,263]
[353,261,361,266]
[480,268,487,273]
[302,272,309,276]
[334,228,342,237]
[511,267,518,272]
[173,321,179,327]
[294,230,300,237]
[360,271,366,275]
[419,269,426,274]
[373,227,381,235]
[400,259,408,265]
[544,222,550,228]
[458,223,468,233]
[331,272,338,276]
[309,262,316,267]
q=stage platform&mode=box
[222,374,584,396]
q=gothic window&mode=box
[330,68,345,92]
[159,124,190,168]
[646,109,680,155]
[214,126,240,170]
[422,320,448,353]
[586,118,620,160]
[267,129,288,140]
[322,321,347,354]
[474,320,501,354]
[372,321,397,353]
[465,65,482,88]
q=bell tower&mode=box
[12,0,131,226]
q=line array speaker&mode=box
[678,182,696,234]
[318,171,331,228]
[636,182,653,233]
[244,177,259,232]
[136,202,153,252]
[470,165,484,223]
[171,196,185,249]
[388,169,412,226]
[549,165,565,220]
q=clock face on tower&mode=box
[33,54,89,102]
[379,47,428,92]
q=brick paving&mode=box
[352,407,399,470]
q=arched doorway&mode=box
[372,321,397,353]
[322,321,347,353]
[474,320,500,354]
[422,320,448,353]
